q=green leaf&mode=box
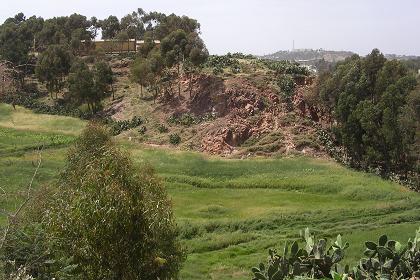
[254,272,267,280]
[304,227,310,241]
[283,241,289,257]
[259,263,265,272]
[377,246,393,259]
[251,267,260,273]
[379,235,388,246]
[291,241,298,256]
[394,241,402,253]
[365,241,377,250]
[335,234,343,248]
[272,270,284,280]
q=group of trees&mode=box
[130,12,208,101]
[0,9,208,110]
[0,12,116,113]
[34,44,113,112]
[315,49,419,177]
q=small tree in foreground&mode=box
[46,123,185,279]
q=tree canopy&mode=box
[316,49,419,176]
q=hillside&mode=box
[1,103,419,279]
[99,55,326,158]
[1,8,419,280]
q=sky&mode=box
[1,0,419,56]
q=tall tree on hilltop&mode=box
[160,29,188,97]
[100,15,120,39]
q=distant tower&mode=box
[292,40,295,51]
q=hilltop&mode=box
[261,49,355,62]
[103,54,325,157]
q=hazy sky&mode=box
[1,0,419,56]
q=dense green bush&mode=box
[156,123,169,133]
[169,133,181,145]
[2,123,185,279]
[0,92,92,119]
[104,116,144,135]
[251,228,348,280]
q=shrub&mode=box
[105,116,144,135]
[3,123,185,279]
[169,133,181,145]
[138,125,147,134]
[156,123,169,133]
[251,228,348,280]
[252,227,420,280]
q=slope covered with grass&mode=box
[0,103,419,279]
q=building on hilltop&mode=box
[80,39,161,54]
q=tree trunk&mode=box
[111,83,115,100]
[140,85,143,97]
[189,72,194,99]
[177,63,181,98]
[154,88,158,104]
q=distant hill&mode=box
[384,54,420,61]
[261,49,355,63]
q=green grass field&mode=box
[1,103,419,280]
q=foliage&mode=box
[2,124,185,279]
[67,60,112,112]
[168,113,216,127]
[205,54,241,74]
[35,45,72,98]
[277,74,296,97]
[93,60,114,97]
[253,228,420,280]
[105,115,144,135]
[262,59,310,76]
[315,49,419,177]
[156,123,169,133]
[251,228,348,280]
[169,133,181,145]
[0,14,35,65]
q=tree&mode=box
[316,49,419,176]
[120,11,144,40]
[0,61,18,108]
[94,60,114,99]
[35,45,72,99]
[0,14,34,65]
[70,27,92,54]
[184,33,208,98]
[131,57,152,97]
[47,123,185,279]
[100,15,120,39]
[160,29,188,97]
[68,60,100,112]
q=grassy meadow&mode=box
[0,103,419,279]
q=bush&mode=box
[169,133,181,145]
[2,123,185,279]
[104,116,144,135]
[156,124,169,133]
[252,227,420,280]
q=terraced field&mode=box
[1,103,419,280]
